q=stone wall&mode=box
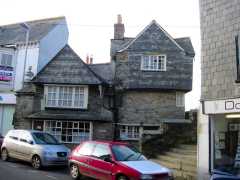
[118,91,185,125]
[92,122,114,140]
[200,0,240,100]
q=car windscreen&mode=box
[32,132,60,145]
[112,144,146,161]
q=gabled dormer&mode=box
[111,17,195,92]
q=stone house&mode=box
[15,16,195,144]
[0,17,68,136]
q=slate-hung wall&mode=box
[113,20,194,129]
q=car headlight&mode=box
[44,151,55,157]
[140,174,153,180]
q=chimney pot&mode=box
[86,54,89,64]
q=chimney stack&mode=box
[86,54,90,64]
[90,55,93,64]
[114,14,125,39]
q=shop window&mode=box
[45,85,88,109]
[34,120,91,143]
[213,119,240,174]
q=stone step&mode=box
[170,148,197,155]
[153,160,197,180]
[178,144,197,150]
[157,154,196,166]
[153,159,197,174]
[163,151,197,159]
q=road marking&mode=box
[45,175,58,180]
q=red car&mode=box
[69,141,173,180]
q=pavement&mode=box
[0,158,88,180]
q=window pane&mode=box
[92,144,111,160]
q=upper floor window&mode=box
[0,53,13,67]
[141,55,166,71]
[176,92,185,107]
[45,85,88,109]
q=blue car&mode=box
[211,169,240,180]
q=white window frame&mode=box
[40,120,92,144]
[141,55,167,71]
[120,125,140,140]
[44,84,88,109]
[0,52,13,67]
[176,92,185,107]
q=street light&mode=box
[19,22,30,88]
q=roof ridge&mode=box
[174,37,191,40]
[0,16,65,27]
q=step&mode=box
[170,148,197,155]
[152,159,197,174]
[178,144,197,150]
[157,155,196,166]
[163,151,197,160]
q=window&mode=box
[176,92,185,107]
[120,125,139,140]
[0,53,13,67]
[43,120,91,143]
[92,144,111,160]
[78,142,95,156]
[45,85,88,109]
[141,55,166,71]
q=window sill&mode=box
[141,69,166,72]
[45,106,88,110]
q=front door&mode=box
[90,143,113,180]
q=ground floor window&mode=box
[120,125,139,140]
[212,114,240,175]
[32,120,91,144]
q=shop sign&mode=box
[204,98,240,114]
[0,66,13,82]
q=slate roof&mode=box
[88,63,114,84]
[27,110,112,122]
[111,20,195,57]
[175,37,195,57]
[0,16,65,45]
[32,45,103,85]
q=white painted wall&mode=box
[14,44,39,91]
[197,105,210,180]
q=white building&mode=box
[0,16,69,135]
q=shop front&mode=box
[203,98,240,175]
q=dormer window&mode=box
[141,55,166,71]
[44,85,88,109]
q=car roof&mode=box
[8,129,46,134]
[83,140,129,146]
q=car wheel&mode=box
[32,155,41,169]
[70,164,81,180]
[117,175,128,180]
[1,148,8,161]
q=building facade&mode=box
[198,0,240,179]
[111,17,195,140]
[0,17,69,135]
[15,16,195,145]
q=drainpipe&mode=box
[113,86,119,141]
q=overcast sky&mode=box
[0,0,201,110]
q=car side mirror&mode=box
[28,140,34,145]
[103,156,114,163]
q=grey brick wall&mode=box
[200,0,240,100]
[118,91,185,125]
